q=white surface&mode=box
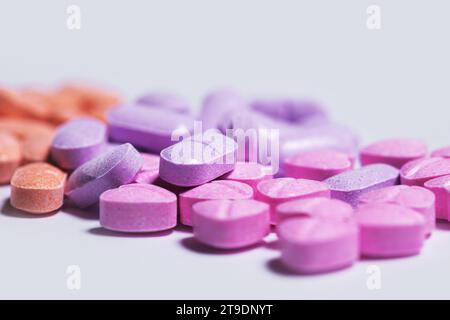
[1,0,450,299]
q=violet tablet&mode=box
[135,91,190,114]
[66,143,143,208]
[424,175,450,221]
[132,153,160,184]
[221,161,273,192]
[431,146,450,158]
[400,157,450,186]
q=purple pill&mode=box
[107,105,194,153]
[135,91,190,114]
[159,130,237,187]
[325,164,399,207]
[51,118,107,170]
[66,143,143,208]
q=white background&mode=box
[0,0,450,299]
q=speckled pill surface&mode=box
[359,185,435,236]
[10,162,66,214]
[283,149,354,180]
[355,203,426,257]
[221,161,273,192]
[277,217,359,274]
[179,180,253,226]
[192,199,270,249]
[325,163,399,207]
[66,143,143,208]
[159,131,237,187]
[133,153,160,184]
[51,118,107,170]
[107,105,194,153]
[255,177,330,224]
[100,183,177,232]
[135,91,190,114]
[424,175,450,221]
[400,157,450,186]
[0,132,22,184]
[276,197,354,223]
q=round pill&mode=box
[136,91,190,114]
[100,183,177,232]
[276,197,354,223]
[400,157,450,186]
[283,149,354,180]
[431,146,450,158]
[179,180,253,226]
[192,199,270,249]
[0,132,22,184]
[360,138,427,169]
[66,143,143,208]
[277,217,359,274]
[355,203,426,257]
[424,175,450,221]
[358,185,435,236]
[255,177,330,224]
[51,118,107,170]
[325,163,399,207]
[10,162,66,214]
[221,161,273,192]
[132,153,160,184]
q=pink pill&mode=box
[191,199,270,249]
[400,157,450,186]
[179,180,253,226]
[355,203,426,257]
[360,138,427,169]
[133,153,160,184]
[221,161,273,192]
[255,177,330,224]
[358,185,435,236]
[277,217,359,274]
[431,146,450,158]
[283,149,354,180]
[276,197,354,223]
[100,183,177,232]
[424,175,450,221]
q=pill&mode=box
[0,132,22,184]
[100,183,177,232]
[136,91,190,114]
[66,143,143,208]
[424,175,450,220]
[255,177,330,224]
[277,217,358,274]
[107,105,194,153]
[360,138,427,168]
[133,153,160,184]
[400,157,450,186]
[179,180,253,226]
[283,149,354,180]
[431,146,450,158]
[0,87,50,120]
[355,203,426,257]
[276,197,354,223]
[51,118,107,170]
[325,164,399,207]
[221,161,273,192]
[10,162,66,214]
[159,131,237,187]
[359,185,435,236]
[191,199,270,249]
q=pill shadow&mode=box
[1,199,57,219]
[173,224,193,234]
[266,258,352,277]
[63,203,99,220]
[264,239,280,251]
[180,237,261,255]
[88,227,173,238]
[436,221,450,231]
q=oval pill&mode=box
[0,132,22,184]
[132,153,160,184]
[431,146,450,158]
[400,157,450,186]
[136,91,190,114]
[424,175,450,221]
[221,161,273,192]
[10,162,66,214]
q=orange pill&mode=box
[0,132,22,184]
[10,162,66,214]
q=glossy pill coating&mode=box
[355,203,426,257]
[276,197,354,223]
[100,183,177,232]
[0,132,22,184]
[358,185,435,236]
[107,105,194,153]
[179,180,253,226]
[10,162,66,214]
[51,118,107,170]
[283,149,354,180]
[255,177,330,224]
[66,143,143,208]
[431,146,450,158]
[400,157,450,186]
[424,175,450,221]
[159,131,237,187]
[221,161,273,192]
[325,163,399,207]
[132,153,160,184]
[277,217,359,274]
[135,91,190,114]
[192,199,270,249]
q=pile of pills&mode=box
[1,85,450,274]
